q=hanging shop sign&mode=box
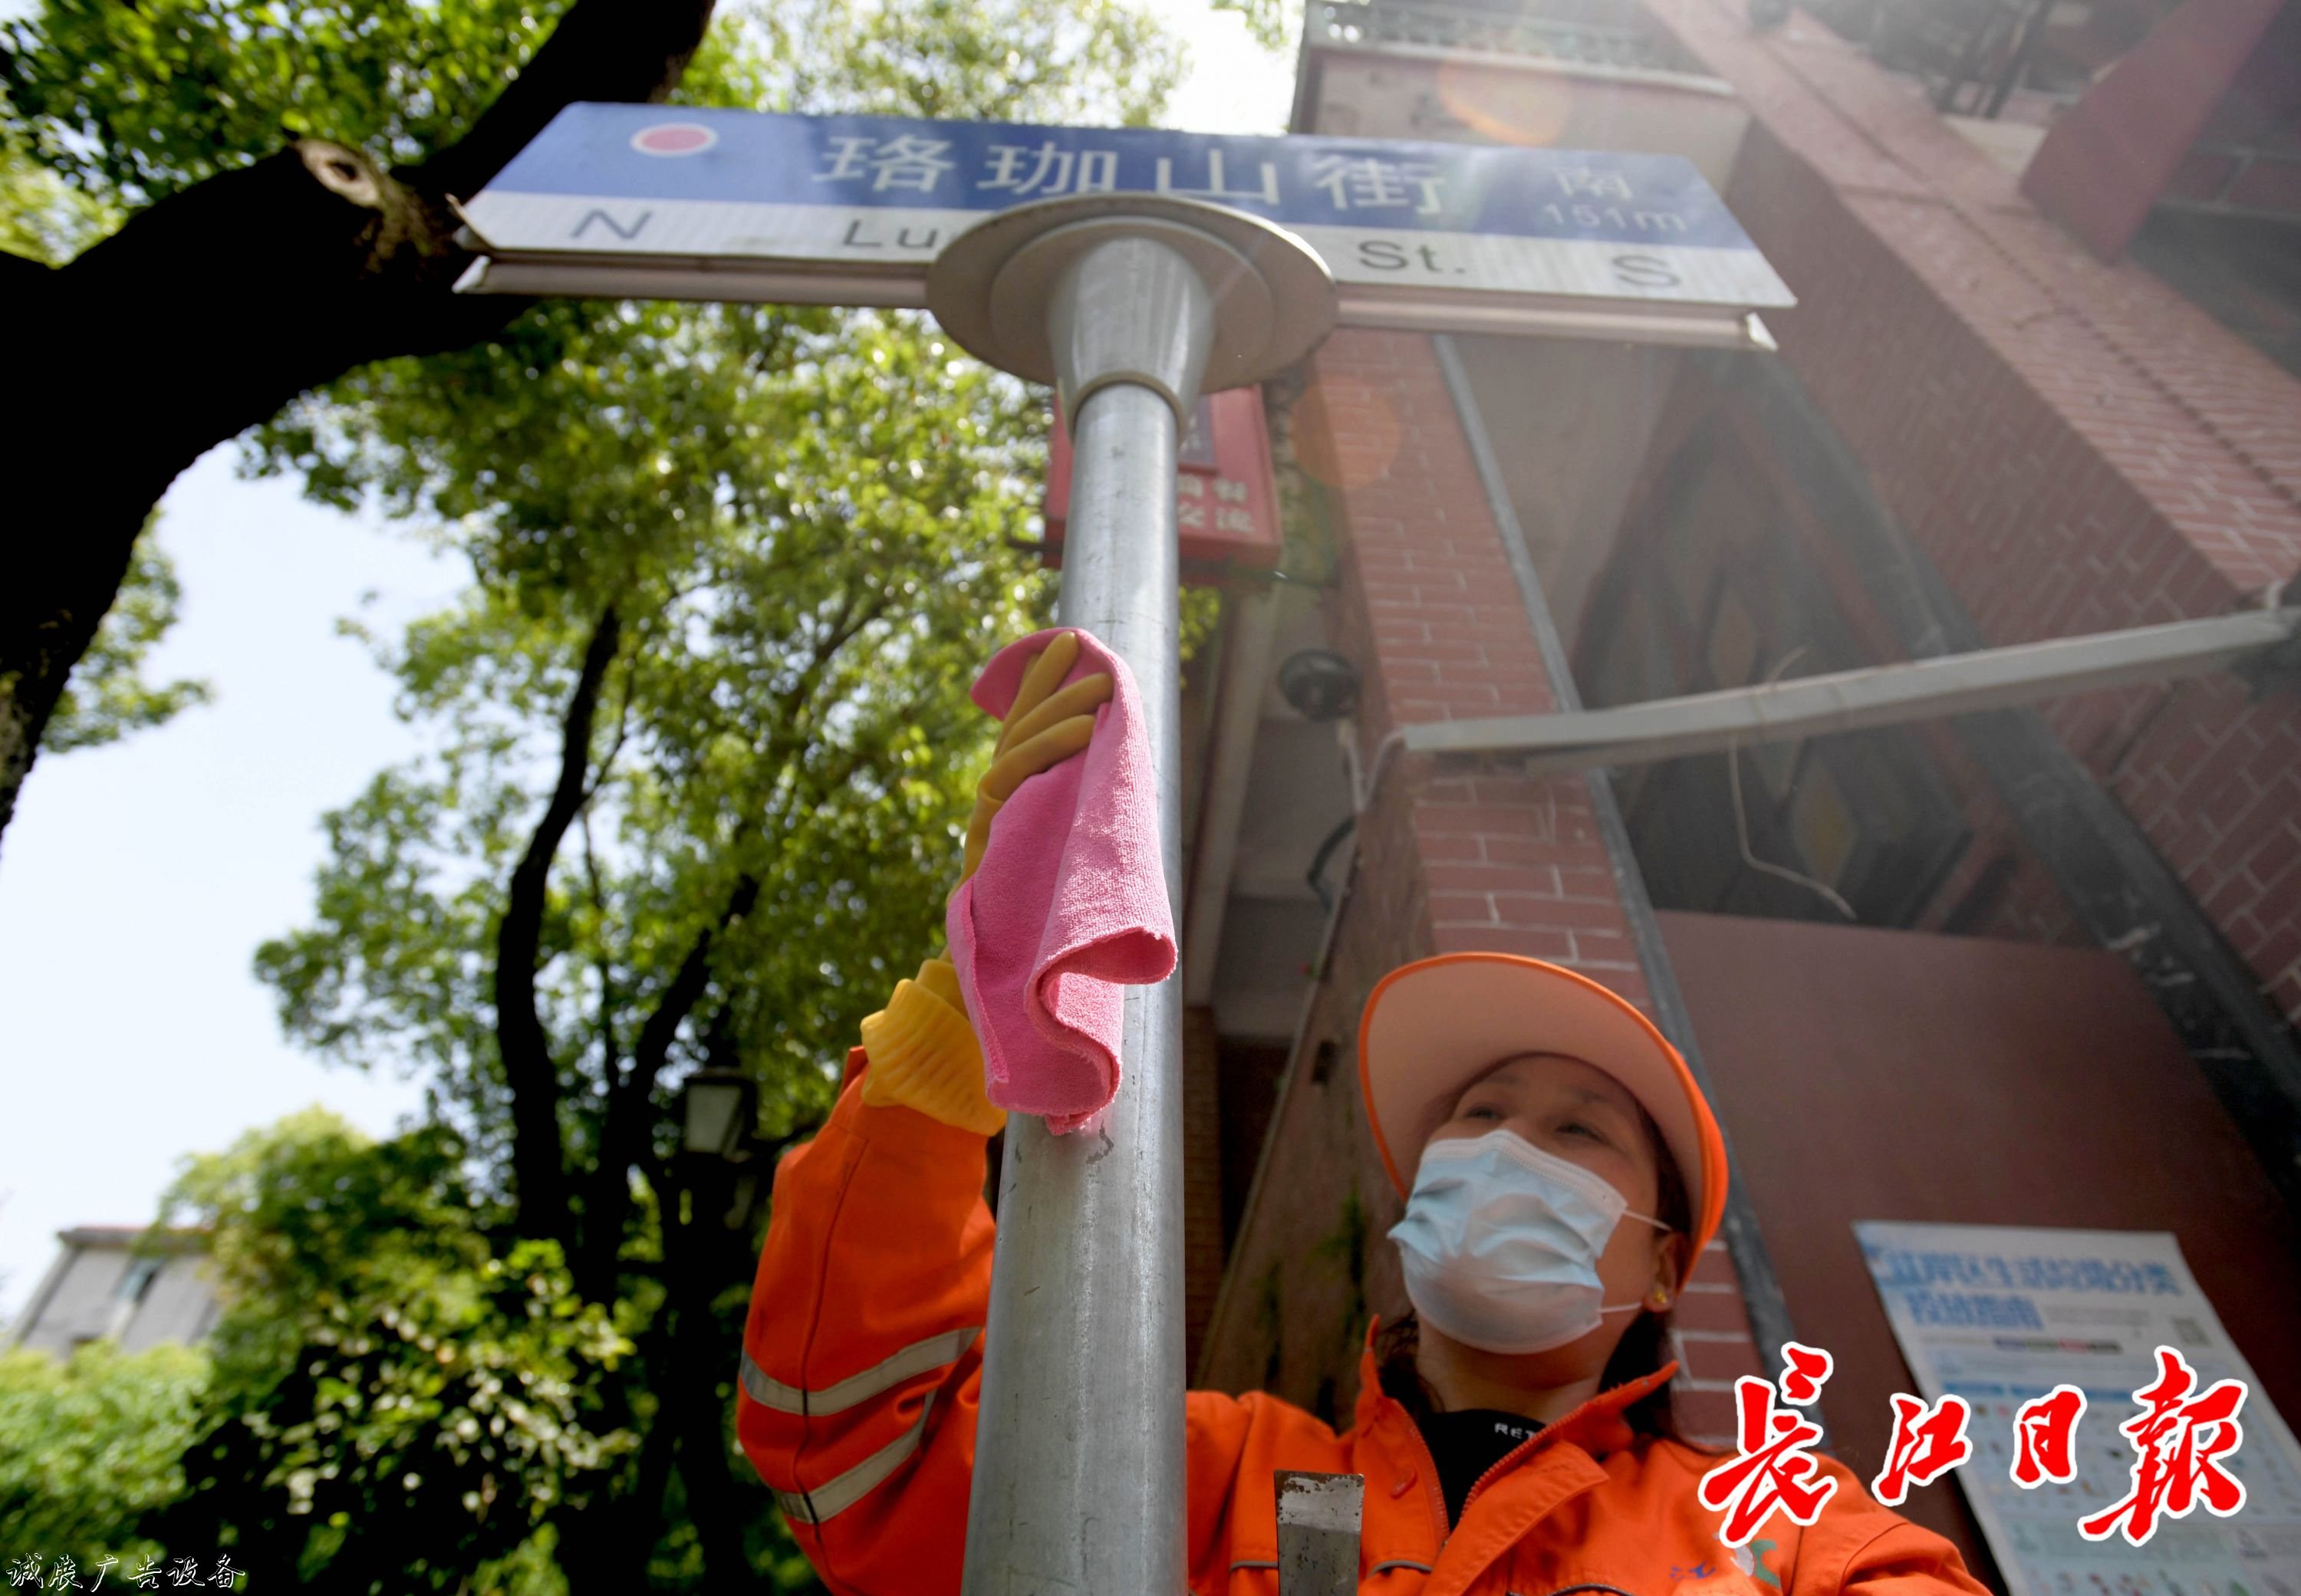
[453,104,1793,347]
[1855,1221,2301,1596]
[1042,388,1282,577]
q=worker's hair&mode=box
[1374,1099,1696,1446]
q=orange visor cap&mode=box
[1358,952,1729,1292]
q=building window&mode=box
[116,1255,163,1307]
[1579,428,1970,927]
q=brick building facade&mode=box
[1195,327,1770,1447]
[1658,0,2301,1006]
[1176,0,2301,1576]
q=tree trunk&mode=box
[496,604,623,1250]
[0,0,717,854]
[663,1163,765,1591]
[677,1332,760,1593]
[574,875,761,1301]
[556,1321,682,1595]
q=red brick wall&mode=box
[1641,0,2301,1023]
[1197,330,1760,1446]
[2113,672,2301,1019]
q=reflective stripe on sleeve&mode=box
[739,1324,982,1417]
[772,1392,937,1525]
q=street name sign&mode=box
[456,104,1793,347]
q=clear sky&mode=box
[0,0,1295,1323]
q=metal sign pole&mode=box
[927,198,1335,1593]
[969,239,1197,1596]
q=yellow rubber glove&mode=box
[859,632,1114,1134]
[860,957,1002,1134]
[957,630,1114,886]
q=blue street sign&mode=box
[458,104,1792,341]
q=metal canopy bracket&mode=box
[925,194,1336,1596]
[1401,607,2301,771]
[930,192,1339,420]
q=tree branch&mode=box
[580,809,621,1084]
[578,666,634,809]
[758,592,894,755]
[575,874,760,1298]
[1,0,719,854]
[407,0,719,201]
[495,603,622,1247]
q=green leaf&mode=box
[1208,0,1302,54]
[0,1339,209,1570]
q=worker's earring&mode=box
[1647,1286,1672,1311]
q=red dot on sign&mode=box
[632,124,716,156]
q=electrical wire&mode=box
[1727,648,1857,921]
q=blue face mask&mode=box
[1387,1128,1669,1355]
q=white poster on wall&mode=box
[1856,1221,2301,1596]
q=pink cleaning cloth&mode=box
[945,627,1177,1135]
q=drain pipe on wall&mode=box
[1184,583,1285,1006]
[1430,332,1811,1397]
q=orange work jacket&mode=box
[738,1064,1989,1596]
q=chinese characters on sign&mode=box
[978,141,1118,199]
[4,1555,237,1591]
[795,137,1706,228]
[1697,1341,2254,1552]
[1174,472,1258,541]
[790,137,1725,252]
[458,104,1798,328]
[1042,388,1282,579]
[813,133,960,193]
[1855,1222,2301,1596]
[1308,154,1443,216]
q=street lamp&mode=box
[678,1067,757,1163]
[676,1067,765,1232]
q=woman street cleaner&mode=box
[736,632,1988,1596]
